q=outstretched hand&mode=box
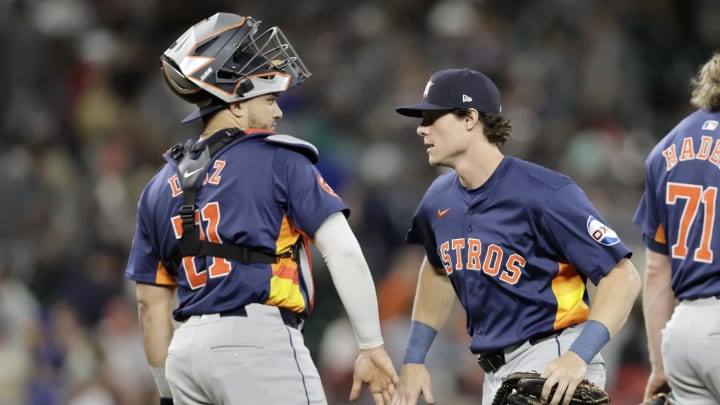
[391,363,435,405]
[350,345,399,405]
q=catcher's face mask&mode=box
[160,12,311,123]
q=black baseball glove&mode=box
[492,372,609,405]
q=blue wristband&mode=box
[568,320,610,364]
[402,321,438,364]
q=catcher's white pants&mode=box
[662,296,720,404]
[481,323,606,405]
[166,304,327,405]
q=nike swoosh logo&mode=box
[437,208,451,218]
[183,168,203,178]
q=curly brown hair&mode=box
[452,110,512,145]
[690,52,720,112]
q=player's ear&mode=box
[228,101,244,117]
[465,108,480,131]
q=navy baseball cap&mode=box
[396,68,501,117]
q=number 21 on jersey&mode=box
[170,202,231,289]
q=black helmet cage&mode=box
[161,13,311,106]
[217,23,311,88]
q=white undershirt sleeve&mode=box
[313,212,384,349]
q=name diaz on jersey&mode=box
[167,160,227,197]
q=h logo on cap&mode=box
[423,80,434,100]
[462,94,473,103]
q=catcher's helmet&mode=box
[160,12,311,123]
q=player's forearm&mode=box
[400,257,455,365]
[137,283,176,367]
[329,256,385,349]
[411,257,455,330]
[567,258,640,364]
[642,249,674,370]
[314,213,384,349]
[588,257,641,336]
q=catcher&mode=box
[125,12,397,405]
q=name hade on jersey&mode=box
[660,124,720,171]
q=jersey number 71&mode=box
[666,182,717,263]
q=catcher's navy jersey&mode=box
[407,157,631,353]
[125,129,348,321]
[633,109,720,300]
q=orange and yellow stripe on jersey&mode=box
[265,216,311,312]
[551,262,589,330]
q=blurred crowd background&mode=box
[0,0,717,404]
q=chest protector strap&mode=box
[168,129,290,270]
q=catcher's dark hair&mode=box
[451,109,512,145]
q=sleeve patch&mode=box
[586,216,620,246]
[317,175,340,199]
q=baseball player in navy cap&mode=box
[390,68,641,405]
[125,12,397,405]
[634,52,720,404]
